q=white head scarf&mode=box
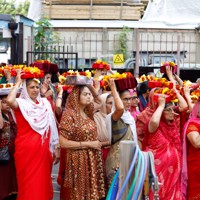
[16,79,59,153]
[94,93,111,142]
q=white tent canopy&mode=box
[142,0,200,26]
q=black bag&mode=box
[0,146,10,164]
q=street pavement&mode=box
[52,163,60,200]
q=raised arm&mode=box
[108,78,124,121]
[183,85,194,113]
[187,130,200,149]
[88,82,102,105]
[174,87,188,113]
[174,74,183,86]
[55,84,63,116]
[6,70,22,110]
[148,95,165,133]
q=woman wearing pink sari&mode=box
[143,91,187,200]
[182,101,200,199]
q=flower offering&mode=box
[30,60,59,74]
[191,89,200,103]
[148,77,173,89]
[154,88,178,103]
[101,72,137,91]
[92,60,111,71]
[160,61,177,73]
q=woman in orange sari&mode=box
[59,85,105,200]
[7,72,59,200]
[182,101,200,199]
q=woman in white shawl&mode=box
[7,71,59,200]
[105,79,137,185]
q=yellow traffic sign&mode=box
[113,54,124,66]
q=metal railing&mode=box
[26,51,78,71]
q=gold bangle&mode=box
[80,141,82,148]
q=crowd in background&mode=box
[0,65,200,200]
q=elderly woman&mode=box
[59,84,105,200]
[182,101,200,200]
[6,71,59,200]
[94,92,113,155]
[143,92,187,200]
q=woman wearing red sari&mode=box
[7,72,59,200]
[143,91,187,200]
[182,101,200,199]
[59,85,105,200]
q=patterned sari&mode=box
[59,86,105,200]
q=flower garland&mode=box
[31,60,59,74]
[92,60,111,71]
[160,61,177,73]
[139,74,154,82]
[61,70,91,79]
[191,89,200,102]
[148,77,173,89]
[0,65,44,79]
[101,72,134,90]
[154,88,178,103]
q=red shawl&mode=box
[136,88,158,143]
[144,115,182,200]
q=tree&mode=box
[0,0,30,16]
[34,17,61,60]
[115,26,130,60]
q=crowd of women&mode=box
[0,65,200,200]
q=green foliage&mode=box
[34,17,61,60]
[0,0,30,16]
[115,26,130,60]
